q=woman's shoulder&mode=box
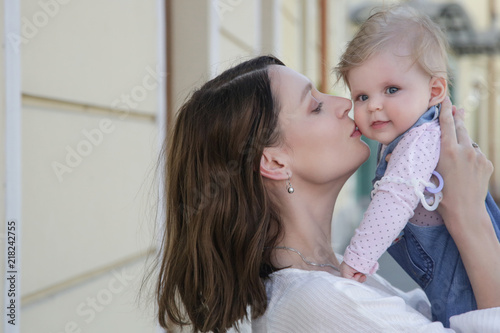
[266,268,340,297]
[258,269,363,331]
[256,269,431,332]
[266,267,431,313]
[267,268,345,291]
[265,268,387,309]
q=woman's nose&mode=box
[334,96,352,118]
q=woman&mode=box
[155,55,500,332]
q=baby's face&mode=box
[347,50,433,145]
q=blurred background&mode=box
[1,0,499,331]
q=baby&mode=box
[335,5,500,327]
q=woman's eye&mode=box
[386,87,399,94]
[312,102,323,113]
[357,95,368,102]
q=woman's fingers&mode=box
[453,107,473,146]
[438,98,473,157]
[439,96,457,146]
[437,99,494,219]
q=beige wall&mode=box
[219,0,259,62]
[21,0,159,114]
[14,1,160,332]
[169,0,212,114]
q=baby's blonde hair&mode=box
[335,5,449,88]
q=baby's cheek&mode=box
[353,109,367,130]
[352,108,361,121]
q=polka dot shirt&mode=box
[344,120,444,275]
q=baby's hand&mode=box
[340,261,367,283]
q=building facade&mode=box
[1,0,499,332]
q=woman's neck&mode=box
[272,183,342,271]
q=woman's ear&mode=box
[428,77,447,107]
[260,147,290,180]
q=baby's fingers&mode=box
[353,272,367,283]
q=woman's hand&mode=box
[436,96,500,310]
[436,97,493,233]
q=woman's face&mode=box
[270,66,370,186]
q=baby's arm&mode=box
[343,123,441,277]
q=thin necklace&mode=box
[275,246,340,272]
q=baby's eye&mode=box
[357,95,368,102]
[386,87,399,94]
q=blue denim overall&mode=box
[374,105,500,327]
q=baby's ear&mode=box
[428,77,447,107]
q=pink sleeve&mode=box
[343,121,441,274]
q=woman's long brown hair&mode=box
[156,56,285,332]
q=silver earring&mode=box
[286,176,294,194]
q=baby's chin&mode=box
[369,130,402,146]
[363,134,395,146]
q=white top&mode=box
[250,268,500,332]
